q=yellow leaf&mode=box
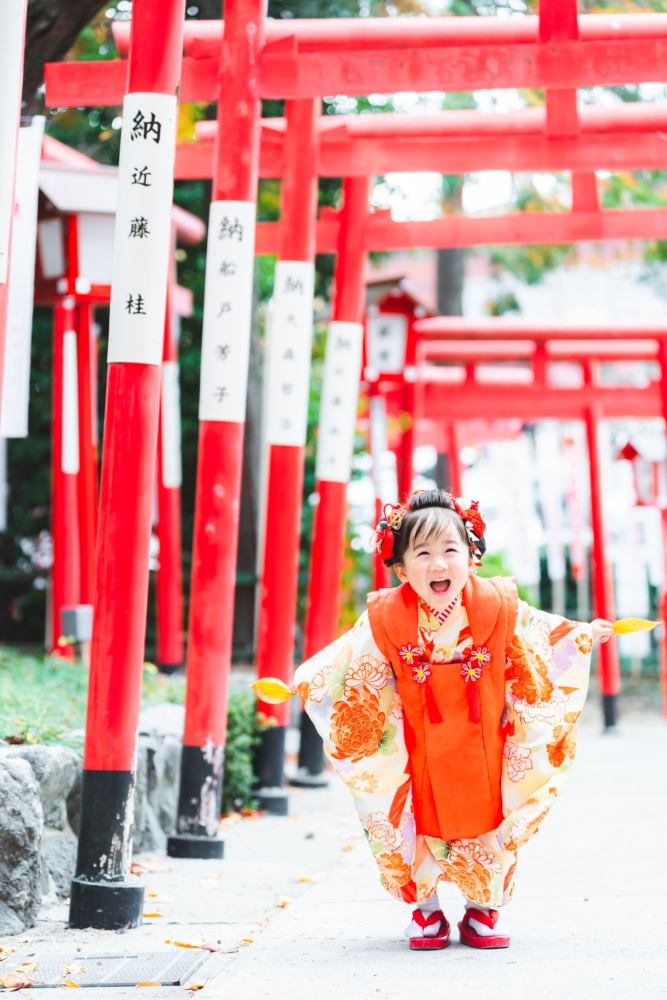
[613,618,661,634]
[17,963,38,973]
[250,678,294,704]
[142,912,164,918]
[276,895,292,908]
[63,980,81,988]
[137,982,162,987]
[294,873,318,883]
[185,981,208,992]
[242,937,255,945]
[169,940,201,949]
[342,845,353,851]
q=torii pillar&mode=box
[168,0,263,857]
[254,98,320,814]
[296,176,369,781]
[70,0,184,929]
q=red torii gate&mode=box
[410,321,667,726]
[46,12,667,106]
[168,81,667,783]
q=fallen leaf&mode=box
[166,940,200,949]
[294,874,318,883]
[136,982,161,987]
[613,617,661,634]
[130,860,167,875]
[342,845,354,851]
[142,912,164,918]
[200,943,220,953]
[62,965,86,977]
[19,940,32,946]
[276,896,292,908]
[185,981,209,992]
[16,963,38,973]
[250,677,294,704]
[63,980,81,988]
[0,972,34,989]
[146,893,175,902]
[201,873,222,880]
[242,938,255,945]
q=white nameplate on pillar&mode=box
[62,330,80,475]
[315,321,363,483]
[198,200,256,422]
[107,92,177,366]
[1,118,44,438]
[161,360,182,488]
[266,261,315,448]
[366,313,408,374]
[0,0,27,284]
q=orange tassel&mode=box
[424,683,443,724]
[466,681,481,724]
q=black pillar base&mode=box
[174,744,224,839]
[75,770,134,882]
[69,877,144,930]
[297,710,325,776]
[158,660,184,676]
[256,787,289,815]
[253,726,288,815]
[167,833,224,859]
[602,693,618,730]
[288,768,328,789]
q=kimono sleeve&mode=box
[499,600,592,853]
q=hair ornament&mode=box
[372,502,404,558]
[450,496,486,566]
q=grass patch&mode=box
[0,649,185,754]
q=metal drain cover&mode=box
[7,951,208,987]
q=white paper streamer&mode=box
[161,360,182,488]
[0,0,26,284]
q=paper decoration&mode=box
[315,321,363,483]
[1,118,44,437]
[107,92,177,366]
[199,200,256,422]
[161,361,182,488]
[0,0,27,284]
[265,260,315,447]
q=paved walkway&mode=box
[10,704,667,999]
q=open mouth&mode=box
[429,578,451,595]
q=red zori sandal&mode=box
[409,909,451,950]
[458,907,510,949]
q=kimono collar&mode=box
[380,577,501,651]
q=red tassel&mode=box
[466,681,481,724]
[424,682,443,724]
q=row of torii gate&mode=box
[1,0,667,929]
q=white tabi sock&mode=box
[404,895,443,938]
[464,899,510,938]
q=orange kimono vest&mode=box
[367,575,518,842]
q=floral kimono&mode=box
[294,585,592,908]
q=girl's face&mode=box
[394,525,472,610]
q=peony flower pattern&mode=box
[330,688,385,762]
[503,741,533,783]
[376,851,413,892]
[307,669,328,703]
[367,811,402,852]
[343,655,389,699]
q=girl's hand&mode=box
[591,619,615,643]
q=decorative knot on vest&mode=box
[399,644,442,724]
[460,646,490,723]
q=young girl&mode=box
[294,489,614,951]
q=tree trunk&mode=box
[23,0,106,113]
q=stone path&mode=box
[7,704,666,999]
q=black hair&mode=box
[383,489,487,568]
